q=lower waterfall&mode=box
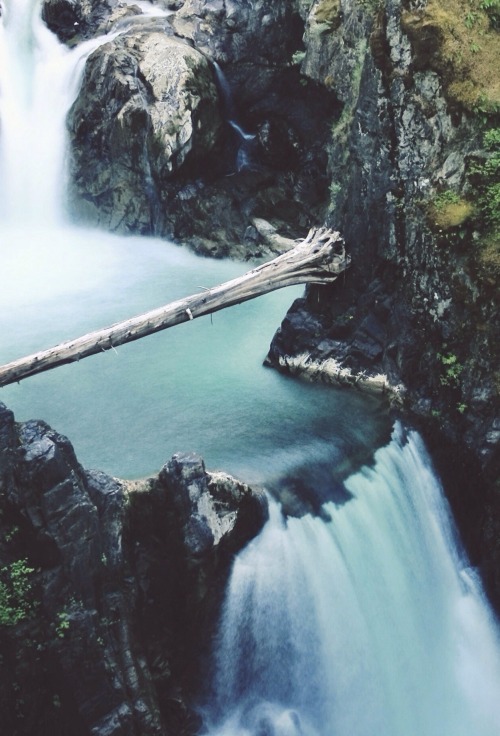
[202,426,500,736]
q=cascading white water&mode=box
[0,0,170,226]
[213,61,257,172]
[205,426,500,736]
[0,0,108,225]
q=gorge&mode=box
[0,1,499,735]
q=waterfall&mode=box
[204,425,500,736]
[0,0,168,226]
[213,61,257,172]
[0,0,100,225]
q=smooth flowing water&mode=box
[1,4,500,736]
[204,427,500,736]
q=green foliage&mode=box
[433,190,461,208]
[437,352,464,386]
[479,0,500,28]
[484,127,500,147]
[470,127,500,229]
[482,182,500,227]
[0,559,35,627]
[465,11,480,29]
[55,611,71,638]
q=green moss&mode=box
[468,128,500,272]
[476,234,500,281]
[428,190,474,230]
[313,0,342,27]
[402,0,500,114]
[331,38,368,139]
[479,0,500,28]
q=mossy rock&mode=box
[402,0,500,114]
[312,0,343,31]
[476,233,500,282]
[427,191,474,230]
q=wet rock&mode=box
[265,0,499,607]
[170,0,299,65]
[67,31,223,235]
[0,403,266,734]
[42,0,117,41]
[61,0,338,254]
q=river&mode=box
[1,3,499,735]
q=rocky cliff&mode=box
[0,402,267,735]
[264,0,500,606]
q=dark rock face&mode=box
[0,403,267,735]
[265,0,500,606]
[42,0,118,41]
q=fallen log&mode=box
[0,228,349,388]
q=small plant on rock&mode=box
[0,559,35,627]
[437,352,464,387]
[428,190,474,231]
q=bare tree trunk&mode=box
[0,228,349,388]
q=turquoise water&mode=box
[0,1,389,483]
[0,224,389,481]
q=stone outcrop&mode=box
[42,0,118,41]
[60,0,339,255]
[0,402,267,735]
[67,30,223,234]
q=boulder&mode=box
[67,31,223,234]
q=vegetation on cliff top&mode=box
[402,0,500,114]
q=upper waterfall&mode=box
[0,0,112,226]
